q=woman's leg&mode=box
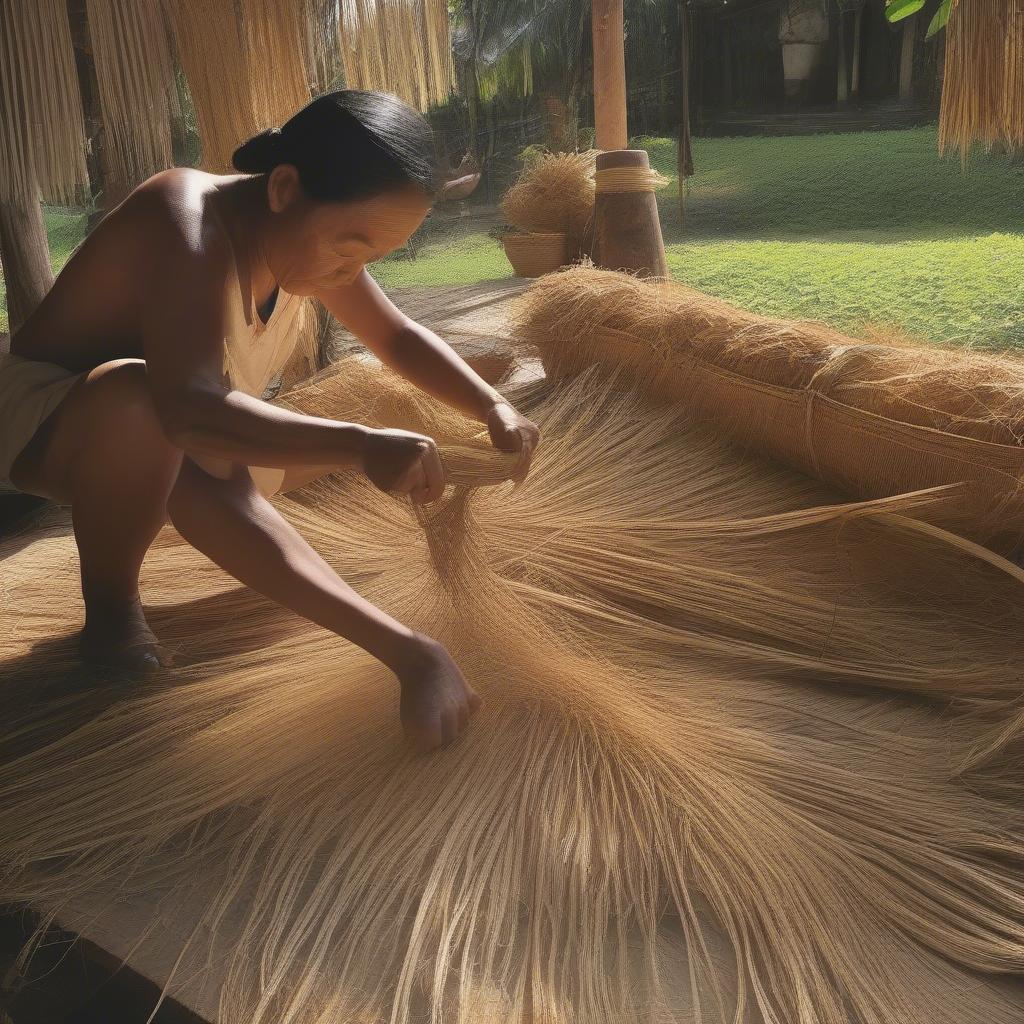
[9,358,184,669]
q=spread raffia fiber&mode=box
[2,341,1024,1023]
[517,265,1024,555]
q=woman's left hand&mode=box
[486,401,540,486]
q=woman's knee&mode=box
[66,360,182,491]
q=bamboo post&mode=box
[590,0,669,278]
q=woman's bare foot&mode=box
[77,593,174,671]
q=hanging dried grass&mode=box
[0,0,89,204]
[516,265,1024,552]
[338,0,456,111]
[2,353,1024,1024]
[85,0,176,189]
[165,0,312,172]
[499,151,598,258]
[939,0,1024,157]
[244,0,313,131]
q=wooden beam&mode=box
[592,0,627,150]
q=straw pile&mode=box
[516,265,1024,554]
[2,348,1024,1024]
[499,150,599,260]
[939,0,1024,157]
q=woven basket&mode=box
[501,232,568,277]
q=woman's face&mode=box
[263,169,432,295]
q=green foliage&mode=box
[884,0,952,39]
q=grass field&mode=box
[372,126,1024,350]
[3,127,1022,349]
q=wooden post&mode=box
[0,185,54,332]
[836,10,849,105]
[851,5,864,99]
[589,0,668,278]
[899,14,916,103]
[591,0,627,150]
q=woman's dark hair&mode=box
[232,90,441,202]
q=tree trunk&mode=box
[899,14,916,103]
[0,185,54,333]
[592,0,627,150]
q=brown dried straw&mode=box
[517,265,1024,552]
[499,150,599,260]
[2,352,1024,1024]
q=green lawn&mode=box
[374,126,1024,351]
[5,128,1022,349]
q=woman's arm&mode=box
[316,269,540,481]
[135,188,446,501]
[315,268,505,421]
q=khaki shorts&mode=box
[0,351,87,498]
[0,351,286,502]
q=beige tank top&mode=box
[191,206,306,496]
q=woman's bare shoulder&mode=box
[118,168,237,268]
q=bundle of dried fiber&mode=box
[499,150,599,259]
[85,0,177,193]
[0,0,89,203]
[516,265,1024,553]
[337,0,456,112]
[940,0,1024,158]
[2,355,1024,1024]
[243,0,313,132]
[165,0,312,172]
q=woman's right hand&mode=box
[361,427,446,503]
[395,636,483,753]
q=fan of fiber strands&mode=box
[3,355,1024,1024]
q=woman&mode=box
[0,89,540,753]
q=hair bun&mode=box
[232,127,285,173]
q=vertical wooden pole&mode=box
[899,14,916,103]
[591,0,627,150]
[836,10,849,104]
[851,5,864,99]
[0,184,54,333]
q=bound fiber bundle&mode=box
[2,352,1024,1023]
[499,150,600,260]
[516,265,1024,554]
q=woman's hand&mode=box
[486,401,540,486]
[361,427,446,503]
[395,636,482,753]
